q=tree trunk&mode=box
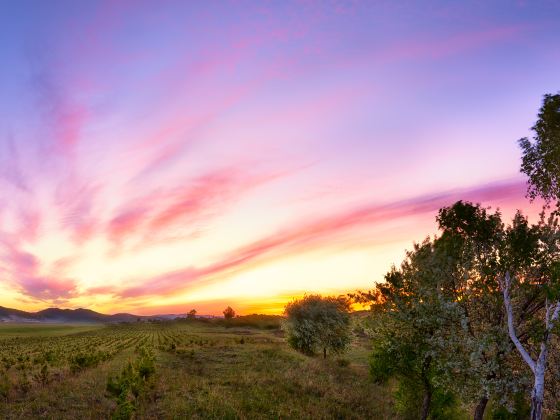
[421,387,432,420]
[530,358,546,420]
[420,355,433,420]
[323,348,326,359]
[474,396,488,420]
[530,395,544,420]
[501,274,560,420]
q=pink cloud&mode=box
[107,167,284,246]
[0,242,78,302]
[115,179,531,299]
[16,207,41,244]
[6,248,40,275]
[18,276,78,301]
[55,181,99,243]
[0,138,30,192]
[31,69,90,157]
[55,103,89,149]
[148,169,250,230]
[381,25,526,62]
[108,207,150,244]
[127,80,268,183]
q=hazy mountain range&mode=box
[0,306,184,324]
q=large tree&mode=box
[361,202,533,419]
[366,239,465,420]
[436,202,522,419]
[437,202,560,419]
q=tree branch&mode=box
[549,301,560,331]
[501,271,536,373]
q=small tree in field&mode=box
[187,309,197,319]
[283,295,351,358]
[223,306,236,319]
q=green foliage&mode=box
[33,364,49,386]
[284,295,351,357]
[70,350,111,373]
[394,376,461,420]
[367,239,467,418]
[436,202,527,408]
[106,346,156,420]
[363,200,558,418]
[489,393,531,419]
[0,370,10,399]
[519,93,560,205]
[215,314,283,329]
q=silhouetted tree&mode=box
[284,295,351,359]
[223,306,236,319]
[187,309,197,319]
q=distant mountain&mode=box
[0,306,178,324]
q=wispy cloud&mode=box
[107,166,286,247]
[0,241,78,302]
[378,25,527,62]
[0,137,30,192]
[114,179,528,299]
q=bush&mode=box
[283,295,352,358]
[106,346,156,420]
[70,351,110,373]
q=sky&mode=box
[0,0,559,315]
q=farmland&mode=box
[0,320,395,419]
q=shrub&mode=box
[33,364,49,386]
[283,295,352,358]
[0,370,11,399]
[106,346,156,420]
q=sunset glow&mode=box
[1,1,559,315]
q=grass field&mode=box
[0,323,103,337]
[0,320,396,419]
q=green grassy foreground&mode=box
[0,323,103,337]
[0,320,396,419]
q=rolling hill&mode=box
[0,306,177,324]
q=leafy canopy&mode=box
[519,93,560,206]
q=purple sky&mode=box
[0,0,558,314]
